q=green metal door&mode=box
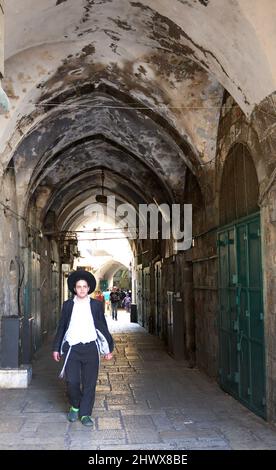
[154,261,162,337]
[136,265,143,325]
[218,213,266,418]
[142,267,150,329]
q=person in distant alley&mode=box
[52,270,114,426]
[109,287,120,320]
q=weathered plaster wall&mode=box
[143,0,276,112]
[10,92,191,232]
[5,0,276,114]
[0,164,20,324]
[0,41,222,168]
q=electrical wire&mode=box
[34,102,237,111]
[0,201,41,234]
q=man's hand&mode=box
[52,351,60,362]
[104,353,113,360]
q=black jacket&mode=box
[52,298,114,353]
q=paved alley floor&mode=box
[0,309,276,450]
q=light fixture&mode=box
[95,170,108,204]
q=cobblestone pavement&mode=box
[0,309,276,450]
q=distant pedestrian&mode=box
[122,293,131,313]
[109,287,120,320]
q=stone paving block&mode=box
[20,421,40,432]
[121,408,166,416]
[93,410,121,418]
[107,395,135,404]
[152,414,175,431]
[160,430,198,442]
[0,417,25,432]
[36,422,69,434]
[107,373,124,381]
[20,412,68,423]
[99,443,178,450]
[69,444,99,450]
[219,428,258,441]
[93,398,107,408]
[0,402,28,414]
[107,404,129,411]
[69,429,126,446]
[226,440,267,450]
[160,437,200,449]
[22,401,61,413]
[133,392,160,403]
[126,429,161,444]
[1,434,66,448]
[179,441,231,450]
[122,414,155,430]
[97,417,122,430]
[96,385,111,392]
[111,382,130,390]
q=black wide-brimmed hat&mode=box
[67,270,96,294]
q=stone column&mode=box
[0,2,4,78]
[253,93,276,422]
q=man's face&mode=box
[74,280,89,298]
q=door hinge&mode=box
[234,372,240,383]
[247,387,252,396]
[260,312,264,320]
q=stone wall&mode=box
[0,163,20,357]
[0,2,3,78]
[252,93,276,421]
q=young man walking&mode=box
[52,270,113,426]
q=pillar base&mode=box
[0,364,32,388]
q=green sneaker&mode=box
[67,406,79,422]
[80,415,94,427]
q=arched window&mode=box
[219,144,259,225]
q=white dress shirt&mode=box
[64,296,97,346]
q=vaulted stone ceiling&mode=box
[1,0,275,229]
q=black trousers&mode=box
[63,341,99,417]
